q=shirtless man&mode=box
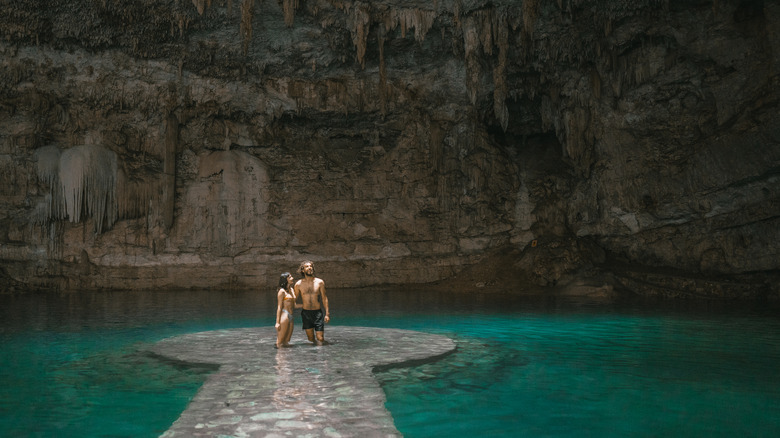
[294,260,330,345]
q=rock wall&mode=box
[0,0,778,297]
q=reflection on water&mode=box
[1,289,780,437]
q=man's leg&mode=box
[313,309,326,344]
[302,309,316,343]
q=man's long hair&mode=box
[298,260,315,277]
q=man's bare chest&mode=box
[300,289,317,298]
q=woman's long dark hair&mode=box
[278,272,292,289]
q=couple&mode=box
[275,260,330,348]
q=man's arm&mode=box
[319,280,330,323]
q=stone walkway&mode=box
[147,326,456,437]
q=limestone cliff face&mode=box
[0,0,778,297]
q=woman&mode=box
[275,272,297,348]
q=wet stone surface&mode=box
[148,326,456,437]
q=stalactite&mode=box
[429,119,444,170]
[282,0,299,27]
[35,145,61,190]
[116,169,164,222]
[349,3,371,68]
[459,6,511,127]
[521,0,539,40]
[453,1,461,29]
[191,0,216,15]
[394,8,436,42]
[378,23,388,116]
[469,162,483,192]
[343,4,438,69]
[162,114,178,230]
[53,149,80,223]
[562,107,594,174]
[61,145,118,233]
[240,0,255,55]
[326,80,349,115]
[462,15,481,105]
[520,0,539,60]
[611,72,623,98]
[590,68,601,99]
[30,144,172,234]
[287,79,315,114]
[192,0,207,15]
[478,9,494,56]
[492,12,509,132]
[34,145,119,234]
[34,146,64,225]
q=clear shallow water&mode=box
[1,289,779,437]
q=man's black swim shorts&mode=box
[301,308,324,331]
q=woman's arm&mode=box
[293,283,303,309]
[293,290,303,309]
[275,288,284,330]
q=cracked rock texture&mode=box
[0,0,778,298]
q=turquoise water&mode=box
[1,290,779,437]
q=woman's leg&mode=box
[280,313,295,347]
[276,312,290,347]
[284,321,294,345]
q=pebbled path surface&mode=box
[148,326,456,437]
